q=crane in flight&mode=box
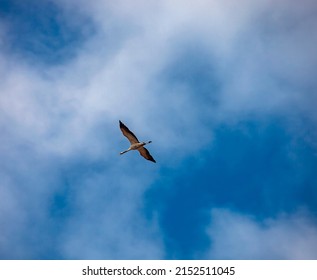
[119,120,156,163]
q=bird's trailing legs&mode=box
[120,149,130,155]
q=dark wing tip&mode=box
[119,120,140,143]
[119,120,128,130]
[139,147,156,163]
[146,155,156,163]
[147,153,156,163]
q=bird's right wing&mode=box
[138,147,156,163]
[119,120,139,144]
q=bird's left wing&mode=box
[119,120,139,144]
[138,147,156,163]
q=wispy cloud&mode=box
[207,208,317,259]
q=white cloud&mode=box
[0,3,166,258]
[207,208,317,259]
[2,0,316,157]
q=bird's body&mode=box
[119,141,151,154]
[119,120,156,163]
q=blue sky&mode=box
[0,0,317,259]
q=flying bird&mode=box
[119,120,156,163]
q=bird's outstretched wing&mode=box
[138,147,156,163]
[119,120,139,144]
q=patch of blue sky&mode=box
[158,40,222,108]
[0,0,94,65]
[145,117,317,259]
